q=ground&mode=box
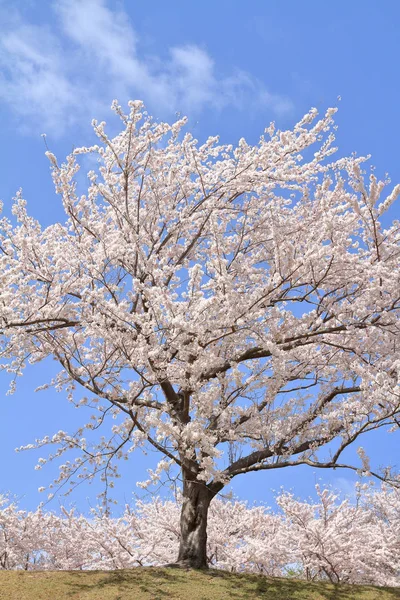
[0,568,399,600]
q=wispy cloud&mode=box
[332,477,359,502]
[0,21,81,133]
[0,0,293,135]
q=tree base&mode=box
[163,560,209,570]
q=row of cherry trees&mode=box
[1,484,399,586]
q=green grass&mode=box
[0,568,399,600]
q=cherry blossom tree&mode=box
[1,100,399,568]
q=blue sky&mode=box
[0,0,399,514]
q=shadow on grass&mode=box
[63,568,400,600]
[206,569,400,600]
[64,569,175,598]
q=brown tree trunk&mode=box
[175,477,213,569]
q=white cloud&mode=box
[0,22,81,133]
[332,477,358,501]
[169,45,216,111]
[54,0,170,108]
[0,0,293,135]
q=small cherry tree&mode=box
[1,101,399,568]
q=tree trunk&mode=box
[175,477,213,569]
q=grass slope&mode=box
[0,568,399,600]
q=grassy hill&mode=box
[0,568,399,600]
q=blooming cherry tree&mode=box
[1,101,399,568]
